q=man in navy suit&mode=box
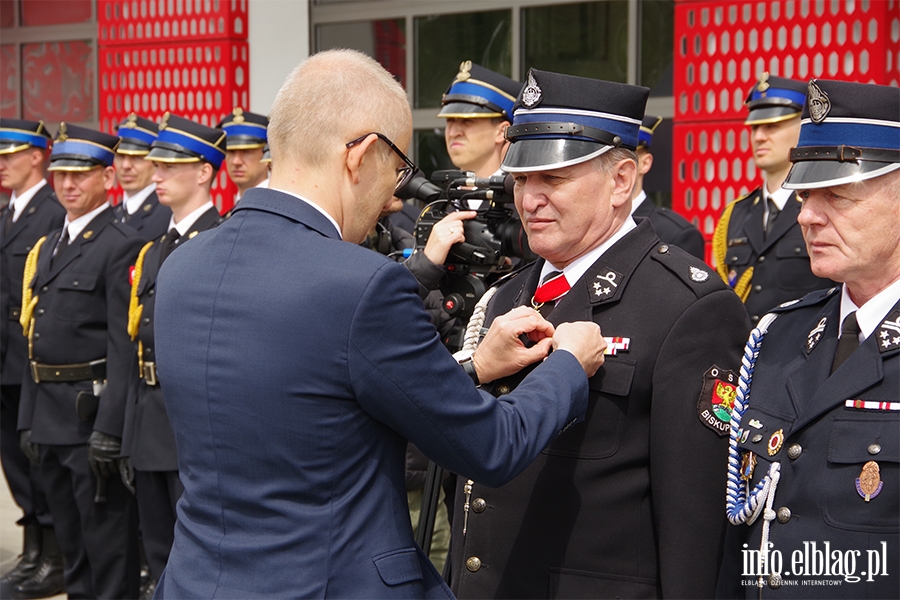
[719,80,899,598]
[153,49,606,598]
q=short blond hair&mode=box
[269,49,411,169]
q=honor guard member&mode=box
[119,113,224,592]
[0,118,65,597]
[217,107,269,204]
[713,74,834,324]
[719,80,900,599]
[632,115,705,259]
[447,69,751,600]
[16,123,144,599]
[112,113,172,240]
[438,61,522,178]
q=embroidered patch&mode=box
[591,268,622,301]
[876,309,900,354]
[690,266,709,282]
[806,317,827,354]
[697,365,738,436]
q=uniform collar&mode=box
[62,202,110,243]
[629,190,647,214]
[539,216,637,292]
[266,187,342,239]
[9,179,47,222]
[123,183,156,215]
[168,200,215,236]
[841,277,900,341]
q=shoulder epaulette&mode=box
[649,243,724,299]
[769,286,839,313]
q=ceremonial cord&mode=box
[712,197,754,303]
[19,236,47,336]
[459,286,497,355]
[724,311,782,587]
[127,241,154,341]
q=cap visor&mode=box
[501,139,611,172]
[783,160,900,189]
[145,145,202,163]
[116,141,151,155]
[744,106,801,125]
[0,142,32,155]
[48,158,103,172]
[225,139,266,151]
[437,102,503,118]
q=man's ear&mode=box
[102,165,117,191]
[609,158,638,208]
[345,134,379,185]
[197,162,214,186]
[638,150,653,176]
[496,120,510,145]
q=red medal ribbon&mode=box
[534,272,570,304]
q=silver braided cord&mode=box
[458,286,498,356]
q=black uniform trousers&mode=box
[134,470,182,580]
[1,384,50,527]
[40,443,139,599]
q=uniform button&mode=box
[145,348,153,355]
[472,498,486,513]
[496,384,510,395]
[41,286,48,293]
[757,255,766,263]
[148,289,154,296]
[72,280,79,287]
[754,285,762,292]
[658,245,669,254]
[33,333,40,340]
[143,318,150,325]
[868,444,881,455]
[794,247,802,254]
[787,444,802,459]
[768,573,782,588]
[37,308,45,316]
[751,315,760,324]
[776,507,792,523]
[465,557,482,572]
[12,309,20,317]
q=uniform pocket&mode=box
[54,273,99,322]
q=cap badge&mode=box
[521,70,542,108]
[756,71,770,95]
[159,112,170,131]
[232,107,245,124]
[455,60,472,83]
[808,79,831,124]
[124,113,138,129]
[57,122,68,142]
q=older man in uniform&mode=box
[17,124,144,598]
[119,113,224,595]
[713,74,833,324]
[217,107,269,204]
[447,69,751,599]
[0,119,65,597]
[720,80,899,599]
[438,61,521,178]
[631,115,705,259]
[113,113,171,240]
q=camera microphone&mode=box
[462,173,515,196]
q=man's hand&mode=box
[471,306,555,383]
[119,457,135,495]
[19,430,40,465]
[552,321,607,377]
[423,211,477,265]
[88,431,122,479]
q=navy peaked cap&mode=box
[116,113,159,155]
[216,108,268,150]
[437,61,521,120]
[146,113,226,169]
[745,73,807,125]
[502,68,649,172]
[785,79,900,189]
[638,115,663,149]
[0,118,52,154]
[49,123,119,171]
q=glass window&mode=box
[640,0,674,95]
[22,41,94,122]
[21,0,91,26]
[0,0,14,28]
[414,127,454,181]
[522,1,628,82]
[414,10,512,110]
[316,18,407,87]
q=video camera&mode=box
[396,170,536,324]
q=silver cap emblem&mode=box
[808,79,831,124]
[521,70,542,108]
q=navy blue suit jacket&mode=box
[153,188,588,598]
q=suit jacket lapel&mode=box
[1,186,51,248]
[758,193,801,253]
[739,191,766,254]
[46,210,109,281]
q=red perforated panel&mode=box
[98,0,250,213]
[672,0,900,263]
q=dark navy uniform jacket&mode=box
[1,184,65,383]
[17,207,145,444]
[113,190,171,241]
[152,188,589,599]
[121,206,221,471]
[721,288,898,599]
[714,189,833,324]
[448,219,751,599]
[633,198,705,259]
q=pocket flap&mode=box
[589,358,635,397]
[372,547,423,586]
[56,272,98,291]
[828,416,899,463]
[725,244,754,266]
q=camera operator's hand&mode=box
[471,306,555,383]
[551,321,607,377]
[423,211,477,265]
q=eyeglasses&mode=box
[345,132,418,191]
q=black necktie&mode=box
[51,230,69,266]
[160,228,181,262]
[831,312,860,374]
[2,206,13,237]
[765,197,780,237]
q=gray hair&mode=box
[268,49,411,169]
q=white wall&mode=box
[248,0,311,115]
